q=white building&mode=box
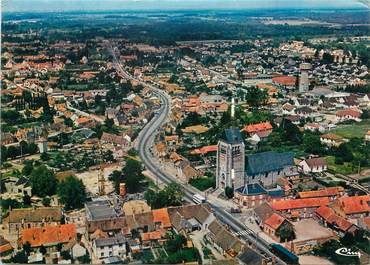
[299,157,328,174]
[92,234,126,260]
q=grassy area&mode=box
[326,156,354,175]
[141,249,155,263]
[332,120,369,139]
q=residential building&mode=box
[299,157,328,173]
[315,206,358,236]
[92,233,126,260]
[333,195,370,219]
[298,187,344,201]
[263,213,292,242]
[270,197,330,219]
[5,207,62,234]
[20,224,76,250]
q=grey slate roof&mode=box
[246,151,294,175]
[85,200,118,221]
[94,234,126,248]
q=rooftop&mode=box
[246,151,294,175]
[85,200,118,221]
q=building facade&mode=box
[216,128,245,190]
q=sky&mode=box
[2,0,369,13]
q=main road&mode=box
[108,43,286,265]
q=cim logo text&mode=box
[335,247,361,258]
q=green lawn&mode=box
[326,156,354,175]
[332,120,369,139]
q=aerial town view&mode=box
[0,0,369,264]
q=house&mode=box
[333,195,370,219]
[3,176,32,197]
[315,206,358,236]
[336,109,361,122]
[5,207,62,234]
[206,219,245,257]
[295,106,314,118]
[241,121,273,141]
[272,75,297,90]
[263,213,293,242]
[181,125,209,134]
[168,204,215,234]
[92,233,126,260]
[20,224,76,250]
[304,123,326,133]
[0,236,13,256]
[298,187,344,201]
[270,197,330,219]
[189,145,217,156]
[253,202,275,227]
[299,157,327,173]
[101,132,129,147]
[320,133,345,147]
[245,151,297,188]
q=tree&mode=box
[78,253,91,264]
[1,146,8,162]
[144,183,184,209]
[23,241,32,255]
[109,170,122,194]
[27,143,38,155]
[22,159,34,176]
[7,145,19,159]
[8,250,28,263]
[105,117,114,129]
[29,165,57,197]
[225,186,234,199]
[40,152,50,161]
[336,143,354,162]
[42,197,51,207]
[40,245,47,255]
[245,86,268,109]
[280,119,303,144]
[57,176,87,210]
[165,234,187,253]
[122,158,144,193]
[276,222,296,242]
[303,132,324,155]
[23,194,32,206]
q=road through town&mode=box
[108,44,286,264]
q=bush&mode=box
[225,186,234,198]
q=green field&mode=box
[332,120,369,139]
[326,156,354,175]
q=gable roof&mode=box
[303,157,327,168]
[21,224,76,247]
[241,122,272,134]
[246,151,294,175]
[337,195,370,215]
[315,206,355,232]
[8,207,62,224]
[264,213,286,230]
[271,197,330,211]
[152,208,171,228]
[298,187,343,199]
[254,202,275,223]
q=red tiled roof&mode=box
[338,195,370,215]
[152,208,172,228]
[241,122,273,134]
[272,76,296,86]
[190,145,218,155]
[141,229,166,241]
[298,187,343,199]
[271,197,330,211]
[21,224,76,247]
[315,206,354,232]
[336,109,361,118]
[264,213,286,230]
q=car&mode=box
[230,207,242,213]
